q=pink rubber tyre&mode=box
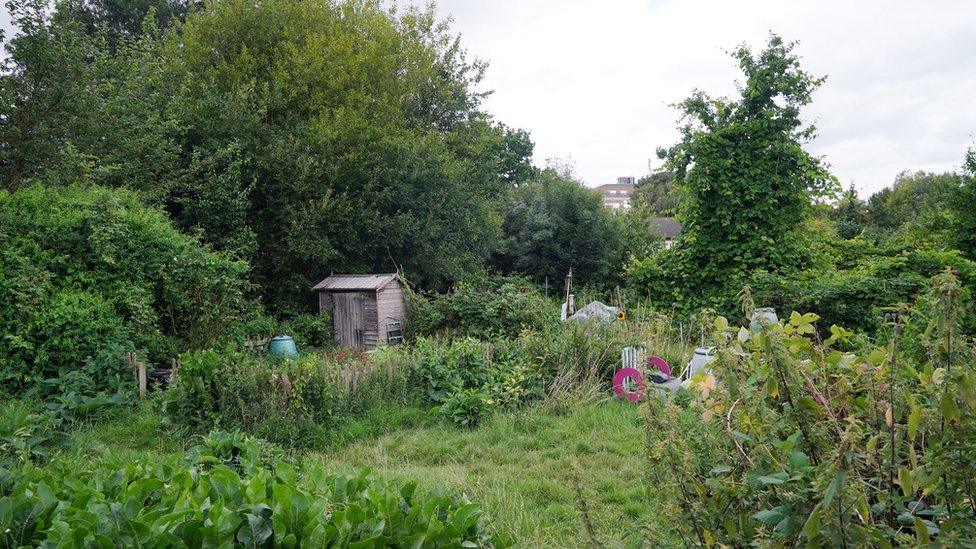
[648,356,671,376]
[613,367,645,402]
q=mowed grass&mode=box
[307,398,672,547]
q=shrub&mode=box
[0,402,66,466]
[645,275,976,546]
[402,336,547,426]
[0,185,250,397]
[164,348,412,447]
[0,431,509,547]
[441,389,491,428]
[406,274,557,339]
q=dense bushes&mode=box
[750,249,976,334]
[0,185,250,397]
[164,312,648,436]
[406,274,557,339]
[0,429,507,547]
[646,275,976,546]
[164,348,412,447]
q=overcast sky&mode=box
[419,0,976,194]
[3,1,975,195]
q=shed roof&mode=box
[312,273,400,292]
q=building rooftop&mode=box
[312,273,400,291]
[649,217,682,239]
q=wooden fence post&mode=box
[138,360,147,399]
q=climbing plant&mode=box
[630,34,839,314]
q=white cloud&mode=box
[429,0,976,194]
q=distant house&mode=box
[650,216,682,248]
[312,273,406,349]
[596,177,636,211]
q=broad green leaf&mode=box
[941,393,961,424]
[898,468,913,498]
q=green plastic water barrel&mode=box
[268,335,298,358]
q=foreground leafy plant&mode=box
[646,272,976,546]
[0,430,509,547]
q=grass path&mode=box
[308,398,671,547]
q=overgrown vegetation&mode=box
[0,185,249,397]
[1,427,506,547]
[647,273,976,546]
[2,0,975,545]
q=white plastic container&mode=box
[684,347,716,381]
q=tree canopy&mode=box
[630,34,838,312]
[0,0,537,314]
[494,169,626,286]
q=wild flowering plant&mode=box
[645,271,976,546]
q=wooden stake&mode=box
[138,360,147,398]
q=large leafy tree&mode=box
[0,0,181,194]
[1,0,534,315]
[863,170,963,248]
[833,184,866,239]
[56,0,191,40]
[162,0,530,313]
[632,35,838,311]
[493,169,626,287]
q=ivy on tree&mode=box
[650,34,839,312]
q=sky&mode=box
[415,0,976,194]
[2,1,975,195]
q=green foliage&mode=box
[406,274,558,339]
[56,0,189,40]
[164,348,413,447]
[441,389,491,428]
[952,147,976,261]
[864,170,961,240]
[750,247,976,334]
[833,184,866,239]
[494,170,628,287]
[0,431,507,547]
[0,402,66,466]
[646,274,976,546]
[404,337,545,427]
[0,185,250,397]
[162,0,531,312]
[632,170,680,215]
[637,34,839,313]
[1,0,537,316]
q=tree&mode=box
[864,170,962,241]
[55,0,192,41]
[633,170,680,215]
[0,0,182,195]
[634,34,838,312]
[493,169,625,286]
[161,0,525,313]
[953,147,976,260]
[2,0,535,315]
[833,184,865,239]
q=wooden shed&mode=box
[312,273,406,349]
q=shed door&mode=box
[334,292,367,349]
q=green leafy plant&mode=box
[0,402,66,466]
[645,272,976,546]
[0,185,250,397]
[0,430,509,547]
[441,389,490,428]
